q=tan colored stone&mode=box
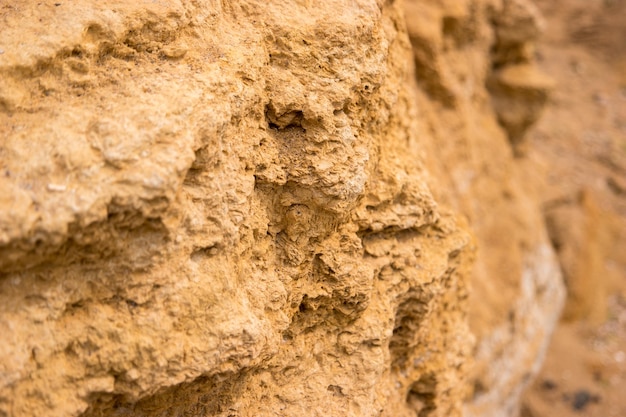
[0,1,473,417]
[0,1,565,417]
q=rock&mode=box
[571,389,598,411]
[403,1,563,416]
[489,0,553,155]
[544,190,611,323]
[488,63,554,154]
[0,1,563,417]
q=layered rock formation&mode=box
[0,1,563,417]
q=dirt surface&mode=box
[522,295,626,417]
[522,0,626,416]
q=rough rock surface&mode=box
[0,1,563,417]
[402,1,564,416]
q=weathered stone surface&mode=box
[0,1,563,417]
[402,1,563,416]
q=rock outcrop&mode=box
[0,1,563,417]
[402,1,563,415]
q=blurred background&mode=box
[519,1,626,416]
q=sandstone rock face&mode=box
[0,1,562,417]
[402,1,563,415]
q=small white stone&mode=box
[47,183,67,192]
[126,368,140,380]
[315,160,333,171]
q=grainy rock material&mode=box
[0,1,562,417]
[402,0,564,416]
[0,1,473,417]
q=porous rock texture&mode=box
[0,1,563,417]
[402,2,563,416]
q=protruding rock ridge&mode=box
[488,0,554,155]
